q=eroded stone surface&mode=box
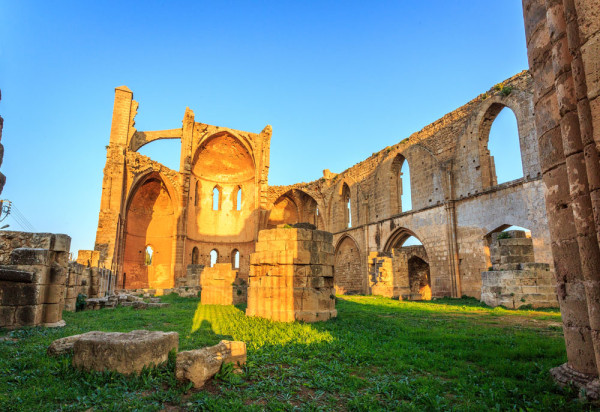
[246,228,336,322]
[175,340,246,388]
[48,332,94,356]
[72,330,178,375]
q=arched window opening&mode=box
[212,186,220,211]
[232,249,240,269]
[210,249,218,267]
[191,247,199,265]
[400,161,412,211]
[235,186,242,211]
[391,154,411,213]
[485,106,523,185]
[342,184,351,229]
[144,245,154,266]
[347,199,352,228]
[194,181,199,206]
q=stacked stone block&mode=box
[0,232,71,328]
[76,250,100,267]
[246,227,336,322]
[368,252,396,298]
[64,263,113,311]
[200,263,244,305]
[480,231,557,309]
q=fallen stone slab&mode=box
[148,302,169,308]
[73,330,179,375]
[47,332,94,356]
[133,301,148,309]
[149,298,161,303]
[175,340,246,388]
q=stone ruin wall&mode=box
[0,232,71,328]
[90,70,555,307]
[270,70,553,300]
[0,232,115,327]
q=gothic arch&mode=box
[334,234,365,294]
[122,171,176,290]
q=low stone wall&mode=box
[65,263,114,311]
[200,263,245,305]
[480,231,557,308]
[0,232,71,328]
[0,231,70,265]
[246,227,337,322]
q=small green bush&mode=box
[76,293,87,312]
[497,232,511,240]
[500,85,513,96]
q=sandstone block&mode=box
[15,304,43,326]
[176,340,247,388]
[48,332,95,356]
[73,330,178,375]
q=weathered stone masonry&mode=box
[93,71,554,308]
[521,0,600,394]
[272,71,553,301]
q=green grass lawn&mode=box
[0,295,593,411]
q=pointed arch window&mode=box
[144,245,154,266]
[232,249,240,269]
[191,247,199,265]
[210,249,218,267]
[234,186,242,211]
[342,184,351,229]
[212,186,221,211]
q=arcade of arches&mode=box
[95,72,551,300]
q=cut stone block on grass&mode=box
[175,340,247,388]
[48,332,95,356]
[72,330,179,375]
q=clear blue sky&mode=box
[0,1,528,254]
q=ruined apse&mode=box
[93,70,553,302]
[94,86,272,289]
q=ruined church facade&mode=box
[94,71,553,301]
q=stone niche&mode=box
[0,232,71,328]
[200,263,245,305]
[246,227,337,322]
[481,230,557,308]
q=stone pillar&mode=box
[174,108,195,281]
[246,227,336,322]
[200,263,244,305]
[94,86,137,273]
[546,0,600,378]
[522,0,600,389]
[368,252,399,298]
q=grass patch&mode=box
[0,294,591,411]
